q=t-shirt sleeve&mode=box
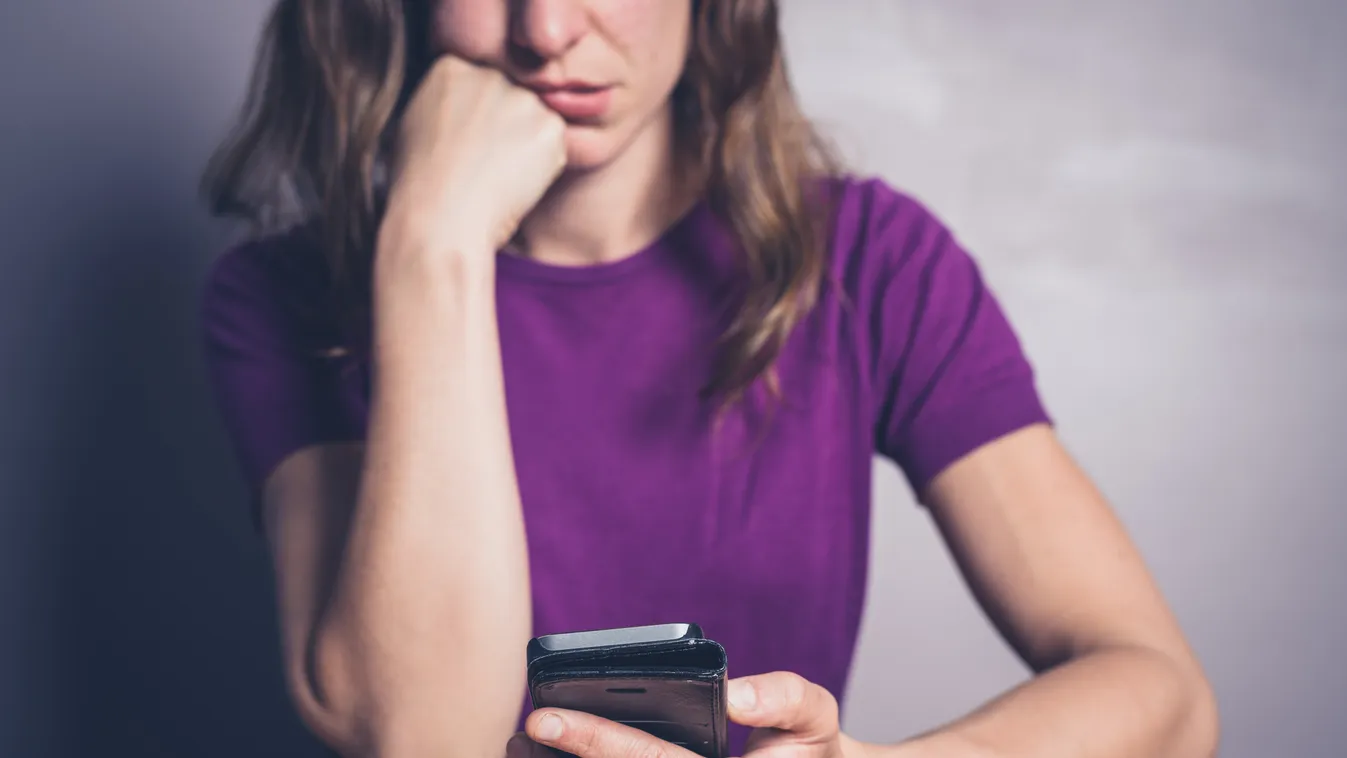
[200,237,363,523]
[862,183,1051,498]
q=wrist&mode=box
[377,198,496,273]
[370,219,501,370]
[374,217,495,294]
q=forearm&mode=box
[881,646,1218,758]
[319,227,531,757]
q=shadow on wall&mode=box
[0,5,336,755]
[0,3,342,755]
[49,185,325,756]
[0,47,333,758]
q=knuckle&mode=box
[440,55,471,73]
[427,56,458,80]
[434,56,481,88]
[819,690,840,727]
[571,722,602,755]
[781,673,809,710]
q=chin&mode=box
[562,126,623,172]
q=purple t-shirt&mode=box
[202,175,1049,752]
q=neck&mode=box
[514,108,699,266]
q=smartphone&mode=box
[527,623,728,758]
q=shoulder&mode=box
[200,225,342,352]
[816,173,986,332]
[199,228,369,510]
[823,173,934,232]
[820,173,957,286]
[203,225,327,313]
[810,175,1047,463]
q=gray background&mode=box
[1,1,1342,756]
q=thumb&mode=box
[728,673,839,738]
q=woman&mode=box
[200,1,1219,757]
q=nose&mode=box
[511,0,589,60]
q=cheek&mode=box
[601,0,692,83]
[428,0,508,59]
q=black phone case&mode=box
[527,624,728,758]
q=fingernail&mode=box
[536,713,564,742]
[728,680,757,711]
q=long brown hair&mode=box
[202,0,837,403]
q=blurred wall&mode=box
[796,5,1347,757]
[1,1,1342,756]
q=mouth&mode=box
[529,81,614,122]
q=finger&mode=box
[525,708,700,758]
[727,673,839,738]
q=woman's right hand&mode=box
[381,55,568,264]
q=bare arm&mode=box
[333,237,531,756]
[880,425,1219,758]
[259,57,567,758]
[263,240,531,758]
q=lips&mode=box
[530,83,614,121]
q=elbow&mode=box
[283,623,372,758]
[287,620,515,758]
[1140,642,1219,758]
[1179,665,1220,758]
[1088,640,1220,757]
[283,587,532,758]
[290,700,365,758]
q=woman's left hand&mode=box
[510,672,866,758]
